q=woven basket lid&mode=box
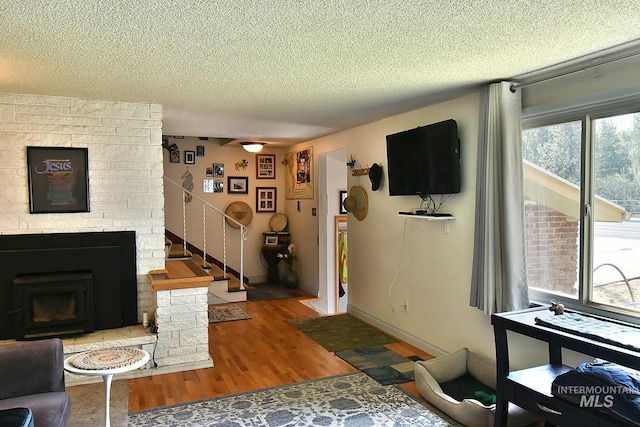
[225,201,253,228]
[270,213,287,232]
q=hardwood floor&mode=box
[128,291,434,412]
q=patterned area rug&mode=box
[289,314,398,352]
[247,283,301,301]
[336,345,422,385]
[127,372,462,426]
[208,304,251,323]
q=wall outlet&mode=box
[402,300,409,313]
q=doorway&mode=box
[315,149,348,314]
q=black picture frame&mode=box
[213,163,224,177]
[27,146,90,214]
[185,151,196,164]
[169,150,180,163]
[340,190,347,214]
[256,187,277,213]
[228,176,248,194]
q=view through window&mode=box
[523,112,640,314]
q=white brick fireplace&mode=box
[0,93,211,377]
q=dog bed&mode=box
[414,348,538,427]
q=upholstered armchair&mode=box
[0,338,70,427]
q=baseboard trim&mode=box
[347,305,449,358]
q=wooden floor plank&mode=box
[127,292,431,412]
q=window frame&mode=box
[523,103,640,324]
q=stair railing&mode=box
[164,176,247,290]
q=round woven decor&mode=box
[225,201,253,229]
[67,348,146,370]
[269,213,287,232]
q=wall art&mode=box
[184,150,195,164]
[228,176,248,194]
[27,146,90,213]
[256,187,277,213]
[284,147,313,199]
[256,154,276,179]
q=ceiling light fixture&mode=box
[241,142,266,153]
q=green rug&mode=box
[289,314,398,352]
[336,345,422,385]
[128,372,463,426]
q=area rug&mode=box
[247,283,301,301]
[289,314,398,352]
[67,379,128,427]
[208,304,252,323]
[127,372,462,426]
[336,345,423,385]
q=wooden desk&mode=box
[492,306,640,427]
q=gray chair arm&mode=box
[0,338,66,400]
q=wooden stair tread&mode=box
[168,243,192,259]
[227,274,250,292]
[190,254,227,280]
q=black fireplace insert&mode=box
[13,272,94,340]
[0,231,137,340]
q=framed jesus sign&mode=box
[27,146,90,213]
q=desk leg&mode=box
[493,325,509,427]
[102,373,114,427]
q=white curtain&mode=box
[469,81,529,314]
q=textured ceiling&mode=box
[1,1,640,144]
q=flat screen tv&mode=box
[386,119,461,197]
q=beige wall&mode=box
[288,90,505,358]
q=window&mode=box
[523,110,640,317]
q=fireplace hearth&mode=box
[0,231,137,340]
[13,272,94,340]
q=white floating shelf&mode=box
[398,214,456,233]
[397,214,456,220]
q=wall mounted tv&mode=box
[386,119,461,197]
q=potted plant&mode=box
[277,243,299,288]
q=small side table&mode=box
[64,348,150,427]
[261,244,284,284]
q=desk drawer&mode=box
[510,383,624,427]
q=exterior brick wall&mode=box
[525,201,579,294]
[0,92,165,320]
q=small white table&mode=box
[64,348,150,427]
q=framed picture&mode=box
[213,180,224,193]
[170,150,180,163]
[340,190,347,214]
[27,146,90,213]
[203,179,214,193]
[184,151,195,164]
[256,154,276,179]
[213,163,224,177]
[196,145,205,157]
[228,176,248,194]
[284,147,313,199]
[256,187,277,213]
[265,235,279,245]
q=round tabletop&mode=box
[64,347,150,376]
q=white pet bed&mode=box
[414,348,538,427]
